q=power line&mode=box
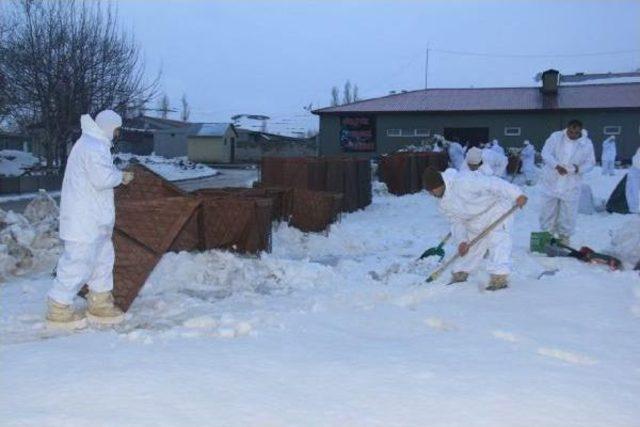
[431,48,640,59]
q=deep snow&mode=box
[1,167,639,427]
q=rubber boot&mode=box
[486,274,508,291]
[450,271,469,284]
[86,291,124,325]
[46,298,87,330]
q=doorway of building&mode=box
[443,127,489,148]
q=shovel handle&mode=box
[426,204,519,283]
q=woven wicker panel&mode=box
[115,197,201,255]
[115,164,185,201]
[428,152,449,172]
[199,196,272,254]
[379,154,410,195]
[169,206,202,253]
[112,229,162,312]
[290,189,343,233]
[355,158,372,209]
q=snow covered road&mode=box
[1,168,639,426]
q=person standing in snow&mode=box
[460,146,491,175]
[422,167,528,290]
[481,144,508,178]
[46,110,134,329]
[601,136,617,176]
[447,140,465,170]
[539,119,595,245]
[491,139,505,156]
[625,148,640,214]
[520,140,536,185]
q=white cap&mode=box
[523,140,530,145]
[95,110,122,141]
[466,147,483,165]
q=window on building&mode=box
[603,126,621,135]
[401,129,415,137]
[504,127,521,136]
[415,128,430,136]
[387,129,401,137]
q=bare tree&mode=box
[0,0,158,170]
[180,93,190,122]
[158,94,171,120]
[331,86,340,107]
[353,84,360,102]
[343,80,353,105]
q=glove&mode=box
[122,171,134,185]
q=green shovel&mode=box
[418,232,452,262]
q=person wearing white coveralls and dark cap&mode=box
[601,135,617,176]
[46,110,134,329]
[422,167,528,291]
[539,119,595,246]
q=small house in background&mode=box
[235,128,317,162]
[188,123,238,163]
[0,132,31,152]
[119,115,191,156]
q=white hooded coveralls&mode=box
[601,136,617,176]
[481,147,508,178]
[491,140,505,156]
[448,142,465,171]
[438,171,523,276]
[626,149,640,214]
[49,111,123,305]
[538,129,595,237]
[520,142,536,181]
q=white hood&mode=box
[80,114,110,143]
[633,149,640,169]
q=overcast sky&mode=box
[115,0,640,134]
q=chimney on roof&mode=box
[540,69,560,94]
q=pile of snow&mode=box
[1,166,639,426]
[0,190,60,280]
[0,150,40,177]
[114,154,219,181]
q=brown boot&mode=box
[450,271,469,284]
[486,274,508,291]
[86,291,124,325]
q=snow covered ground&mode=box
[1,167,639,427]
[0,149,40,177]
[114,154,219,181]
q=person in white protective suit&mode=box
[601,136,617,176]
[481,144,508,177]
[46,110,135,329]
[520,140,536,185]
[447,140,465,170]
[460,146,493,176]
[626,148,640,214]
[539,119,595,245]
[490,139,505,156]
[422,167,528,290]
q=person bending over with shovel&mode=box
[422,167,527,290]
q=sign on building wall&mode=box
[339,116,376,152]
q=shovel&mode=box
[418,232,451,262]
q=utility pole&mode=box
[425,44,430,89]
